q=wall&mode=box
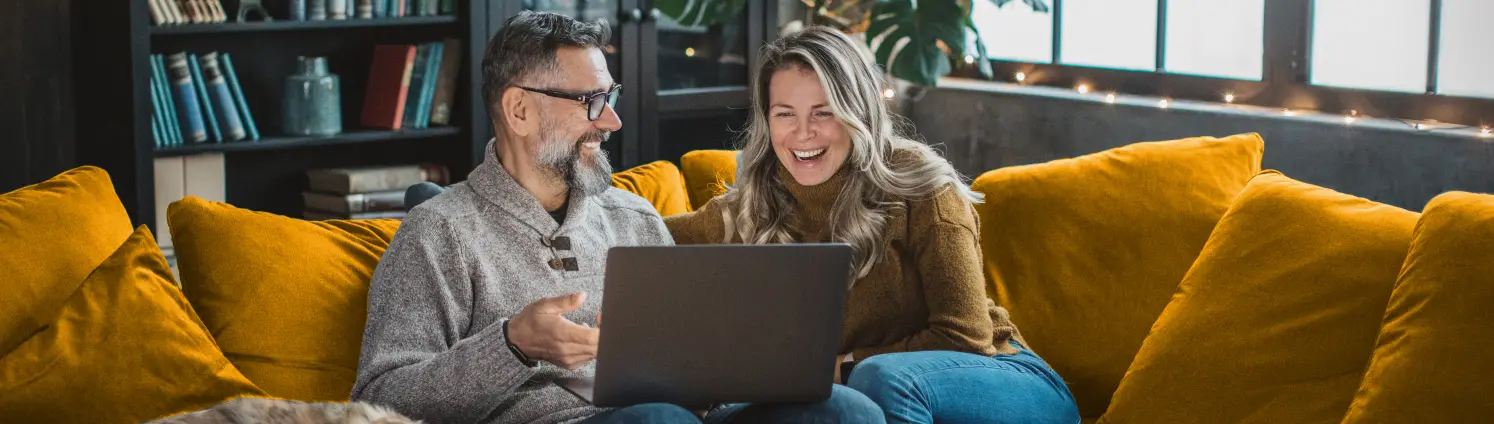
[1,0,76,192]
[908,80,1494,212]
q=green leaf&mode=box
[654,0,749,28]
[993,0,1050,13]
[866,0,968,86]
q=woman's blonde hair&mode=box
[716,26,982,283]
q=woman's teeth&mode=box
[792,149,826,161]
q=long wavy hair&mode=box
[716,26,982,283]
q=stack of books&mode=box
[149,0,229,26]
[302,163,450,220]
[151,52,261,148]
[360,39,462,130]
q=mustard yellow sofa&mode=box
[3,134,1492,423]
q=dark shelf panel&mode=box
[154,127,460,156]
[150,16,457,35]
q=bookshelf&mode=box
[73,0,492,230]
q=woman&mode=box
[664,27,1081,424]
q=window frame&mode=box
[953,0,1494,128]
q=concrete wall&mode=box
[907,80,1494,212]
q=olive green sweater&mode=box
[664,163,1024,360]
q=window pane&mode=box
[1059,0,1157,71]
[1436,0,1494,99]
[1163,0,1263,80]
[972,0,1053,64]
[1310,0,1429,93]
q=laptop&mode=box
[556,244,853,408]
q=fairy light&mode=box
[1343,115,1356,125]
[882,88,896,99]
[1223,93,1235,104]
[1482,127,1492,138]
[1157,98,1171,109]
[1014,72,1027,83]
[1281,108,1297,116]
[964,55,976,64]
[1075,84,1091,94]
[685,47,696,57]
[1415,123,1429,131]
[1104,92,1117,103]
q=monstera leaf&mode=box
[867,0,1047,85]
[655,0,749,27]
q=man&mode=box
[352,12,882,424]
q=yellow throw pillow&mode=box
[1100,171,1418,424]
[612,160,691,216]
[0,226,264,422]
[1342,191,1494,423]
[0,166,133,354]
[168,196,400,402]
[971,133,1264,418]
[680,149,738,210]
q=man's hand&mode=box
[508,292,600,370]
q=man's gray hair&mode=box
[480,11,611,120]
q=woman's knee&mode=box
[846,353,921,398]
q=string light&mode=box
[1223,93,1235,104]
[1075,84,1091,94]
[685,47,696,57]
[1281,108,1297,116]
[964,55,976,64]
[1157,98,1171,109]
[1014,72,1027,83]
[1482,127,1492,138]
[1104,92,1117,103]
[882,88,896,99]
[1415,123,1429,131]
[1343,115,1356,125]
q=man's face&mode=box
[531,46,621,196]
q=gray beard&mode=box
[535,118,613,197]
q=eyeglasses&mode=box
[516,83,622,121]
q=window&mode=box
[1163,0,1264,80]
[1059,0,1157,71]
[1436,0,1494,99]
[972,0,1053,64]
[1310,0,1431,93]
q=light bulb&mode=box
[1223,93,1235,103]
[1415,123,1428,131]
[1281,108,1297,116]
[685,47,696,57]
[964,55,976,64]
[1343,115,1356,125]
[1014,72,1027,83]
[882,88,896,99]
[1157,98,1171,109]
[1104,92,1117,103]
[1076,84,1091,94]
[1482,127,1492,137]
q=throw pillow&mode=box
[680,149,738,210]
[1099,171,1417,424]
[168,196,400,402]
[612,160,691,216]
[970,133,1264,418]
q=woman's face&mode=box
[767,65,852,186]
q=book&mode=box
[153,157,186,248]
[220,53,260,141]
[166,53,208,144]
[310,0,327,20]
[428,38,461,126]
[306,163,448,194]
[187,53,222,143]
[358,0,373,18]
[148,0,166,25]
[183,153,227,203]
[153,55,184,146]
[440,0,453,15]
[329,0,347,20]
[149,59,167,148]
[304,210,408,221]
[372,0,385,18]
[424,0,437,17]
[163,0,184,25]
[401,44,429,129]
[361,45,416,130]
[211,0,228,22]
[200,53,246,142]
[415,41,442,128]
[303,189,406,214]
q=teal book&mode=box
[199,53,246,141]
[440,0,452,15]
[402,44,429,129]
[154,55,184,147]
[148,57,166,148]
[188,53,222,143]
[417,42,442,128]
[220,53,260,141]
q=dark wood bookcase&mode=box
[73,0,493,230]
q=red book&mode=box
[361,45,417,130]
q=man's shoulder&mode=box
[589,187,663,219]
[403,182,483,226]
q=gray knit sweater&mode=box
[351,142,673,424]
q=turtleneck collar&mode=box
[777,160,850,239]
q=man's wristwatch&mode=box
[503,320,539,367]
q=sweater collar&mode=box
[469,139,589,235]
[778,160,849,229]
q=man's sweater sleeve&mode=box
[350,211,536,421]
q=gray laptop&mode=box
[556,244,853,408]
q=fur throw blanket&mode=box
[148,397,419,424]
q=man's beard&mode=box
[535,117,614,197]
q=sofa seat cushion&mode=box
[971,133,1264,418]
[612,160,691,216]
[0,226,264,422]
[0,166,133,354]
[168,196,400,402]
[680,149,738,210]
[1342,191,1494,422]
[1100,171,1417,424]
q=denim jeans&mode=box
[576,403,701,424]
[846,342,1081,424]
[703,384,887,424]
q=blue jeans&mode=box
[846,342,1080,424]
[704,384,887,424]
[577,403,701,424]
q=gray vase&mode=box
[283,57,342,137]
